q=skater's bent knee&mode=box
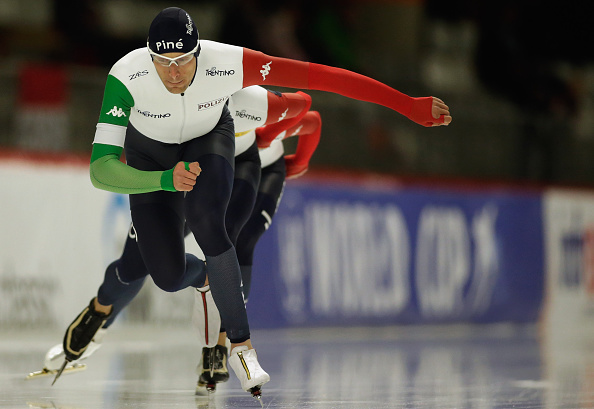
[152,274,184,293]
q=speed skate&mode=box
[25,363,87,380]
[25,328,106,380]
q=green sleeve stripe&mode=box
[98,75,134,127]
[89,143,177,193]
[91,143,123,163]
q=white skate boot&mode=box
[228,346,270,399]
[26,328,107,379]
[192,285,221,347]
[46,328,107,370]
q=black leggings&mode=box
[98,153,281,333]
[124,117,235,285]
[121,106,251,342]
[97,108,261,342]
[112,138,262,287]
[236,156,286,297]
[226,142,261,246]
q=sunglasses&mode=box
[147,42,199,67]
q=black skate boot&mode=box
[196,345,229,393]
[63,298,112,362]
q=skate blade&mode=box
[250,386,264,407]
[25,364,87,380]
[195,387,213,396]
[195,381,217,396]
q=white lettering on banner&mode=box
[278,197,500,321]
[307,203,410,315]
[416,207,470,317]
[415,205,499,318]
[466,205,499,313]
[279,218,307,320]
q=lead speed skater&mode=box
[27,85,319,396]
[32,5,451,402]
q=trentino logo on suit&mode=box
[136,109,171,118]
[206,67,235,76]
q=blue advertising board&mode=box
[247,180,544,328]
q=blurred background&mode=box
[1,0,593,184]
[1,3,594,407]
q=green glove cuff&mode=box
[160,168,176,192]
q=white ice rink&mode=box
[1,323,592,409]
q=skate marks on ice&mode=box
[1,325,594,408]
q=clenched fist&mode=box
[173,161,201,191]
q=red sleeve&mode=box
[287,111,322,166]
[242,48,441,127]
[284,111,322,178]
[256,91,312,148]
[265,91,311,126]
[243,48,309,89]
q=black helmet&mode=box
[147,7,200,56]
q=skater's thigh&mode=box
[258,157,286,201]
[236,157,286,264]
[226,141,261,244]
[117,224,149,282]
[130,191,186,282]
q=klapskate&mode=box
[26,328,107,380]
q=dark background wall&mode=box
[1,0,593,186]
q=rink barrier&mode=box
[2,153,587,330]
[247,173,545,327]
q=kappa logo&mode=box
[260,61,272,80]
[278,108,288,122]
[290,125,303,136]
[106,106,127,118]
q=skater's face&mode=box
[152,51,196,94]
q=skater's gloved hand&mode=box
[284,155,308,179]
[409,97,452,127]
[173,161,201,191]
